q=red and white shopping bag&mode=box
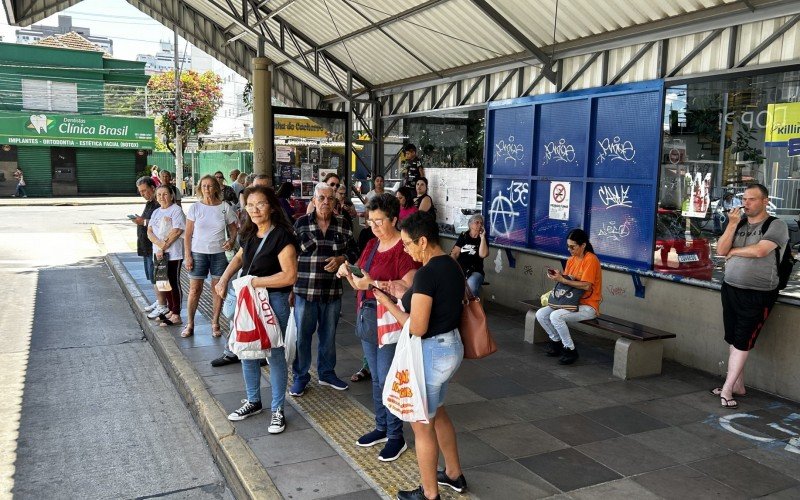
[228,275,284,359]
[382,320,428,423]
[377,301,404,347]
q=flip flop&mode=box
[181,326,194,338]
[720,396,739,409]
[710,387,745,397]
[211,323,222,338]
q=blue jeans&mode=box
[142,254,155,284]
[361,339,403,440]
[466,272,485,296]
[292,295,342,384]
[422,330,463,418]
[15,183,27,197]
[241,291,290,411]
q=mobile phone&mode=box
[369,284,398,302]
[348,264,364,278]
[127,214,139,220]
[547,268,557,276]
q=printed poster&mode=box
[549,181,570,220]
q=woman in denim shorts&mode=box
[374,211,468,500]
[182,175,239,338]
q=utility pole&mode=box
[174,28,184,188]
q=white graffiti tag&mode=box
[507,181,529,207]
[493,136,525,166]
[598,220,632,241]
[598,185,632,209]
[719,413,800,455]
[542,138,576,165]
[596,136,636,164]
[489,191,519,237]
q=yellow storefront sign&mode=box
[274,117,327,139]
[765,102,800,142]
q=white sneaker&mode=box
[144,300,159,312]
[147,304,168,319]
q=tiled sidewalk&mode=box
[118,252,800,499]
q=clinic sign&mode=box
[0,112,155,149]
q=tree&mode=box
[147,70,222,156]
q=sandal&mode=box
[181,326,194,338]
[157,313,182,327]
[211,323,222,338]
[350,368,371,382]
[720,396,739,409]
[710,387,745,398]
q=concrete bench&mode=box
[521,299,676,379]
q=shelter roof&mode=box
[5,0,800,100]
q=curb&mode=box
[104,253,281,500]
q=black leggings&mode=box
[165,260,183,315]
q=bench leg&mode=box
[613,338,664,380]
[524,310,549,344]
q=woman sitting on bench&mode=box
[536,228,602,365]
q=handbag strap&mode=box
[357,240,381,304]
[243,226,273,277]
[455,260,476,303]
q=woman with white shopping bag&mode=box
[214,186,298,433]
[374,211,467,500]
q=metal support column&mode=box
[174,27,184,186]
[252,38,273,181]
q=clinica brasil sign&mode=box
[0,112,155,149]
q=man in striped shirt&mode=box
[290,182,359,397]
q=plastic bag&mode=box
[228,275,284,359]
[382,321,428,423]
[377,302,403,347]
[284,307,297,364]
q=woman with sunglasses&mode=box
[373,211,467,500]
[536,228,602,365]
[337,193,418,463]
[215,186,298,432]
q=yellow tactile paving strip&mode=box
[179,273,462,500]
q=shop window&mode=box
[22,79,77,112]
[659,71,800,295]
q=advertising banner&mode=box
[0,112,154,149]
[765,102,800,143]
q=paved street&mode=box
[0,203,231,499]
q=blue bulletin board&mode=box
[485,80,664,269]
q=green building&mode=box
[0,37,154,196]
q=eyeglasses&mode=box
[328,183,340,188]
[245,201,269,211]
[366,218,388,227]
[402,238,419,248]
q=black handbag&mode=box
[547,276,584,311]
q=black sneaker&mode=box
[437,470,467,493]
[228,400,262,421]
[268,409,285,434]
[397,486,440,500]
[378,437,407,462]
[355,429,388,447]
[559,347,579,365]
[544,340,563,357]
[211,354,240,367]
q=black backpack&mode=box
[735,216,796,290]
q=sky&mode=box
[0,0,187,61]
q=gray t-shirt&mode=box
[724,217,789,291]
